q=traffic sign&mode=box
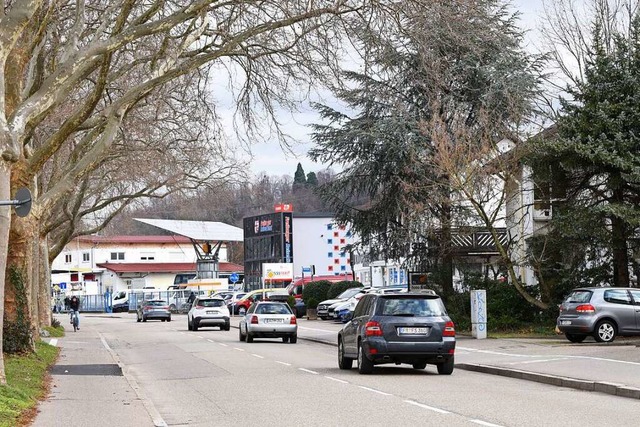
[229,273,239,283]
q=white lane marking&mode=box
[359,385,391,396]
[458,346,640,366]
[233,347,244,351]
[207,339,216,343]
[299,368,319,375]
[470,420,504,427]
[251,354,264,359]
[325,376,348,384]
[275,361,291,366]
[404,400,451,414]
[99,333,167,427]
[298,326,338,334]
[219,343,228,347]
[48,339,58,347]
[505,358,570,365]
[196,336,204,339]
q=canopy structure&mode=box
[134,218,244,280]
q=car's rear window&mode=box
[198,299,225,307]
[146,301,166,306]
[256,304,292,315]
[378,297,447,317]
[565,291,592,303]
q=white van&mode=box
[112,291,129,312]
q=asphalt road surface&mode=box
[34,314,640,427]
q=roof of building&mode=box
[134,218,243,242]
[76,235,192,244]
[96,262,243,273]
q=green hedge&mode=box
[327,281,363,299]
[302,280,332,305]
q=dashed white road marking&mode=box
[299,368,319,375]
[196,335,204,339]
[505,358,570,365]
[233,347,244,351]
[325,376,348,384]
[359,385,392,396]
[404,400,451,414]
[275,361,291,366]
[470,419,504,427]
[458,346,640,366]
[207,339,216,343]
[218,343,228,347]
[251,354,264,359]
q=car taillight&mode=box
[196,305,204,309]
[290,316,297,325]
[251,315,259,324]
[576,304,595,313]
[144,306,152,311]
[365,321,383,336]
[443,321,456,337]
[162,306,169,310]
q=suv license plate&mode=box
[560,320,571,325]
[398,327,428,335]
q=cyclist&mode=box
[69,295,80,330]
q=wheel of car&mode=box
[161,319,165,322]
[167,317,171,322]
[412,362,427,370]
[437,357,454,375]
[192,323,198,331]
[239,326,246,342]
[357,342,373,374]
[224,323,230,331]
[188,318,192,331]
[238,307,247,316]
[246,332,254,343]
[289,334,297,344]
[282,336,289,343]
[594,320,617,343]
[338,338,353,370]
[565,333,587,343]
[142,316,147,322]
[169,304,176,313]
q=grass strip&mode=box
[0,340,60,427]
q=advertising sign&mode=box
[274,203,294,212]
[283,212,293,263]
[262,263,294,281]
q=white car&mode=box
[187,296,230,331]
[317,287,366,320]
[238,301,298,343]
[330,293,365,321]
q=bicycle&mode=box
[70,310,79,332]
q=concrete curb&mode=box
[456,363,640,400]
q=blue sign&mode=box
[229,273,239,283]
[59,282,67,290]
[302,267,312,273]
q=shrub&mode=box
[287,295,296,310]
[327,281,363,299]
[306,297,319,309]
[302,280,332,305]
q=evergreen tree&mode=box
[531,17,640,287]
[293,163,307,185]
[306,172,318,186]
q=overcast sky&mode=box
[240,0,547,178]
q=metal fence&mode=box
[62,289,216,313]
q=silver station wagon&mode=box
[557,287,640,343]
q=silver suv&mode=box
[557,287,640,343]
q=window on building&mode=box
[64,254,72,263]
[110,252,125,261]
[140,252,155,261]
[82,252,90,262]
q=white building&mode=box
[51,235,242,294]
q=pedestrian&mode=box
[64,296,70,312]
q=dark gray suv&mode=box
[557,287,640,343]
[337,292,456,374]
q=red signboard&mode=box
[274,203,293,212]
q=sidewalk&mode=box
[32,314,158,427]
[234,315,640,400]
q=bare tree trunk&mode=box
[0,159,11,384]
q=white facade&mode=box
[51,236,229,293]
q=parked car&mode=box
[317,287,366,320]
[136,299,171,322]
[224,291,247,312]
[557,287,640,343]
[337,292,455,374]
[187,296,230,331]
[112,291,129,313]
[231,288,287,315]
[238,301,298,343]
[330,293,366,322]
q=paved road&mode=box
[32,313,640,427]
